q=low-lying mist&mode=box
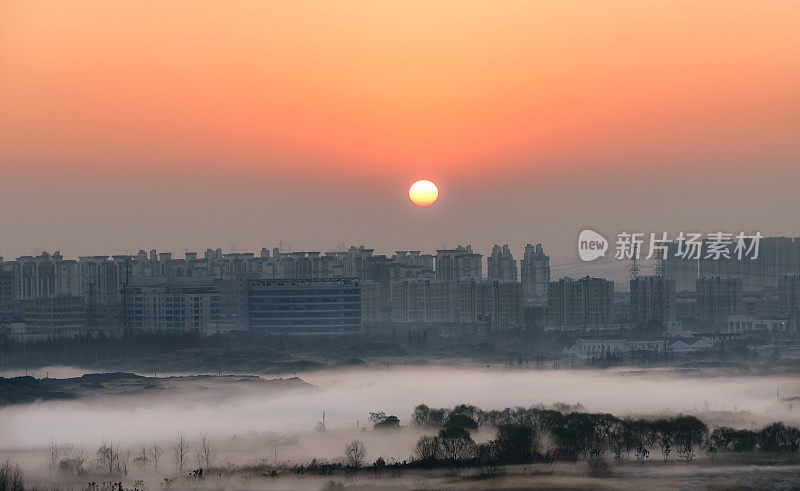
[1,365,798,481]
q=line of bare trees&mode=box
[44,432,215,479]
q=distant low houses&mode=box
[669,337,713,352]
[565,335,715,358]
[726,315,788,336]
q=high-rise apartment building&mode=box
[0,265,16,322]
[521,243,550,301]
[629,276,676,327]
[129,277,221,332]
[387,279,522,330]
[779,273,800,332]
[699,236,799,293]
[487,244,517,282]
[435,245,482,281]
[663,243,698,292]
[696,275,743,326]
[546,276,615,331]
[13,253,57,300]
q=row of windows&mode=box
[250,304,359,311]
[249,288,359,296]
[253,326,360,334]
[25,307,84,313]
[250,318,360,327]
[132,313,221,319]
[249,297,359,304]
[132,297,220,302]
[132,308,221,313]
[251,312,360,320]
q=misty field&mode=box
[1,366,799,489]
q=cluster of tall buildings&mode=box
[0,244,549,336]
[3,236,800,339]
[546,237,800,337]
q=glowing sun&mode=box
[409,180,439,207]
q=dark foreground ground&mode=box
[17,460,800,490]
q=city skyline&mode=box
[5,234,800,291]
[5,236,800,336]
[0,241,635,288]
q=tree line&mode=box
[0,331,207,368]
[405,403,800,467]
[0,330,369,369]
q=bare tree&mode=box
[120,449,131,476]
[173,433,189,472]
[61,443,75,460]
[59,445,86,475]
[151,439,164,473]
[133,444,150,468]
[344,439,366,469]
[47,439,60,472]
[96,440,121,475]
[196,432,214,469]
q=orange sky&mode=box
[1,1,799,262]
